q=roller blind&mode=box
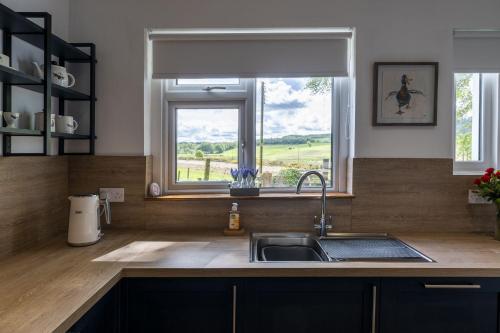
[454,30,500,72]
[150,28,352,78]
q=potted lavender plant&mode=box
[229,167,259,196]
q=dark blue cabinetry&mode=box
[379,278,500,333]
[242,278,376,333]
[68,277,500,333]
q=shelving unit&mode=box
[0,4,96,156]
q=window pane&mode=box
[455,73,481,161]
[176,78,240,85]
[176,108,238,182]
[256,78,333,188]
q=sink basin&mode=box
[250,233,433,263]
[250,233,330,262]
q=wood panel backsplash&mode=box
[68,156,496,234]
[0,156,68,259]
[352,158,495,232]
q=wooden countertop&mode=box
[3,230,500,332]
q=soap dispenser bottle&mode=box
[229,202,240,230]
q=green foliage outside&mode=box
[305,77,332,95]
[455,74,473,161]
[276,168,303,186]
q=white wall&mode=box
[0,0,69,155]
[67,0,500,157]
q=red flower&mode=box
[473,178,482,185]
[482,174,491,182]
[495,171,500,177]
[486,168,495,174]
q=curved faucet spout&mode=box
[296,170,330,237]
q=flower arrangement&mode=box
[473,167,500,240]
[230,167,259,189]
[229,167,260,196]
[473,168,500,205]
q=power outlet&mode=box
[99,188,125,202]
[468,189,491,204]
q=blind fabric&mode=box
[151,29,351,78]
[453,30,500,72]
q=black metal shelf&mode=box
[51,132,94,140]
[0,3,96,156]
[0,6,91,62]
[0,5,41,35]
[0,65,91,100]
[0,127,42,136]
[15,32,91,62]
[0,65,40,85]
[15,81,92,101]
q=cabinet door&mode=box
[241,278,376,333]
[379,278,500,333]
[123,278,234,333]
[67,284,120,333]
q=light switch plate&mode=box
[99,188,125,202]
[468,189,490,204]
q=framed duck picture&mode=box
[373,62,438,126]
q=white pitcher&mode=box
[33,61,76,88]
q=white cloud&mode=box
[177,78,332,142]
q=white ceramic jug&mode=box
[33,61,76,88]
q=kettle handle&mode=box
[99,196,111,225]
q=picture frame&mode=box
[373,62,438,126]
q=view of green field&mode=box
[176,134,332,186]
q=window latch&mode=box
[202,86,227,92]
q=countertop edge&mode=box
[54,270,123,333]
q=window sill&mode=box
[145,192,354,201]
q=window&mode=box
[453,73,499,174]
[167,101,244,190]
[256,78,333,188]
[164,77,349,193]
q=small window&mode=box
[168,102,243,190]
[256,78,333,188]
[453,73,499,174]
[454,73,481,162]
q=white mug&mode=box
[35,112,55,132]
[56,115,78,134]
[0,54,10,67]
[4,112,20,128]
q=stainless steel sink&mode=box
[250,232,433,263]
[250,233,330,262]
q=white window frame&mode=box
[162,78,349,193]
[453,73,499,175]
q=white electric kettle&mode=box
[68,194,111,246]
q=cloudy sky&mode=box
[177,78,332,143]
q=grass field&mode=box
[176,141,331,183]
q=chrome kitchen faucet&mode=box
[296,170,332,237]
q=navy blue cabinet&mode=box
[68,277,500,333]
[241,278,376,333]
[379,278,500,333]
[122,278,235,333]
